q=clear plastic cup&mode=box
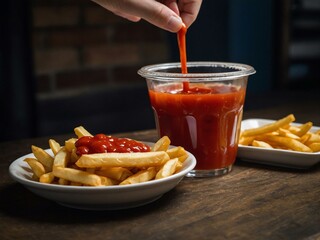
[138,62,255,177]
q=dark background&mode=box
[1,0,319,141]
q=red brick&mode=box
[83,44,140,67]
[32,6,80,28]
[139,43,169,64]
[113,22,164,42]
[46,27,111,47]
[55,69,109,90]
[113,65,144,83]
[84,5,125,25]
[34,48,79,74]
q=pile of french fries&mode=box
[240,114,320,153]
[24,126,188,186]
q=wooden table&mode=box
[1,90,320,240]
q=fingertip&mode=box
[167,15,183,33]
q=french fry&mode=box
[120,167,156,185]
[58,178,70,185]
[166,146,188,163]
[24,158,46,178]
[175,161,183,172]
[295,122,313,137]
[241,114,295,137]
[39,172,55,184]
[25,127,188,187]
[53,167,103,186]
[152,136,171,151]
[305,133,320,145]
[70,148,80,163]
[240,114,320,153]
[308,143,320,152]
[252,140,273,149]
[53,147,70,170]
[96,167,133,182]
[31,145,54,172]
[49,139,61,155]
[76,151,170,168]
[74,126,92,138]
[99,176,116,186]
[287,125,300,135]
[300,133,311,144]
[65,138,77,152]
[277,128,300,140]
[156,158,179,179]
[239,136,255,146]
[261,135,312,152]
[31,173,39,181]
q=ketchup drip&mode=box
[177,24,190,91]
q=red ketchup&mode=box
[149,84,245,170]
[75,134,151,156]
[170,23,245,170]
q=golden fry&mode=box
[152,136,171,151]
[263,135,312,152]
[76,151,170,168]
[53,167,103,186]
[39,172,55,184]
[166,146,188,163]
[300,133,311,144]
[295,122,313,137]
[49,139,61,155]
[156,158,179,179]
[240,114,320,153]
[53,147,70,170]
[24,158,46,178]
[239,136,255,146]
[252,140,273,149]
[58,178,69,185]
[241,114,295,137]
[277,128,300,140]
[305,133,320,145]
[120,167,156,185]
[31,145,54,172]
[25,128,185,187]
[96,167,133,182]
[308,143,320,152]
[74,126,93,138]
[65,138,77,152]
[70,148,80,163]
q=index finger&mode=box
[178,0,202,27]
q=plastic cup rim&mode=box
[138,61,256,81]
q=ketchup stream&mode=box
[177,24,190,91]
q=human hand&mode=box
[91,0,202,32]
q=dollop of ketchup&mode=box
[75,134,151,156]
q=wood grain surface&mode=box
[1,90,320,240]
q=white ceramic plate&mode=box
[9,144,196,210]
[238,119,320,169]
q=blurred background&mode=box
[1,0,319,141]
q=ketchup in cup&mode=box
[138,25,255,177]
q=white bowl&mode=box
[238,119,320,169]
[9,147,196,210]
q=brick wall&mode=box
[31,0,170,97]
[30,0,170,136]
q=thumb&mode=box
[126,0,184,32]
